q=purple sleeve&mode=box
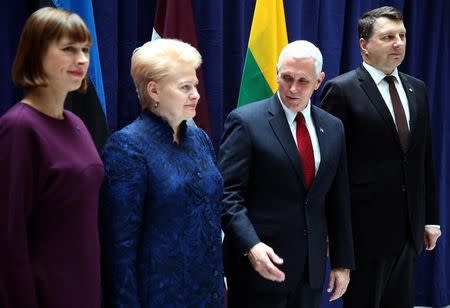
[0,117,39,307]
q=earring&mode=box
[154,101,159,109]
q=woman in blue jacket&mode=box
[99,38,223,307]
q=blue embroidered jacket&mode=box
[100,110,224,307]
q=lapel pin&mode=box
[408,88,413,92]
[320,127,324,133]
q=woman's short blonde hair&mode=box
[130,38,202,108]
[12,6,91,91]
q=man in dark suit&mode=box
[219,40,354,308]
[320,6,441,308]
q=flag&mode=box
[238,0,288,106]
[152,0,212,136]
[39,0,108,151]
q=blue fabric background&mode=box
[1,1,448,306]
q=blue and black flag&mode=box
[39,0,108,151]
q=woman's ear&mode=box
[147,81,158,102]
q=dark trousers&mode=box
[227,275,322,308]
[343,240,417,308]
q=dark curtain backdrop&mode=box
[2,1,449,307]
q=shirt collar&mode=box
[277,91,312,125]
[362,61,401,85]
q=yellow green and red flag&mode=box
[238,0,288,106]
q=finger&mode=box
[258,266,283,282]
[327,274,336,293]
[424,235,431,250]
[267,249,284,265]
[428,239,436,250]
[329,287,345,301]
[433,232,442,240]
[329,281,346,301]
[252,256,284,282]
[265,262,285,281]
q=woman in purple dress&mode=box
[0,7,104,307]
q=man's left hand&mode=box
[327,268,350,302]
[424,226,441,250]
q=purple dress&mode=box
[0,103,104,308]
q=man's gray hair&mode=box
[277,40,323,76]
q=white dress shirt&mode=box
[363,62,410,129]
[277,92,321,174]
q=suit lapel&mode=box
[267,95,304,183]
[357,66,401,145]
[310,106,327,186]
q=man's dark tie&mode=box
[385,75,410,152]
[295,112,315,189]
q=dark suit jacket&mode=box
[218,95,354,293]
[320,65,438,257]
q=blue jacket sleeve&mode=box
[99,131,147,307]
[218,110,260,256]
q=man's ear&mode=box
[360,38,369,55]
[315,71,325,90]
[147,81,158,102]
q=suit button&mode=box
[212,292,218,299]
[401,185,406,192]
[213,270,219,276]
[303,229,308,236]
[305,199,310,207]
[196,171,202,178]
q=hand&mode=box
[247,242,285,282]
[327,268,350,302]
[424,226,441,250]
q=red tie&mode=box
[385,75,410,152]
[295,113,315,189]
